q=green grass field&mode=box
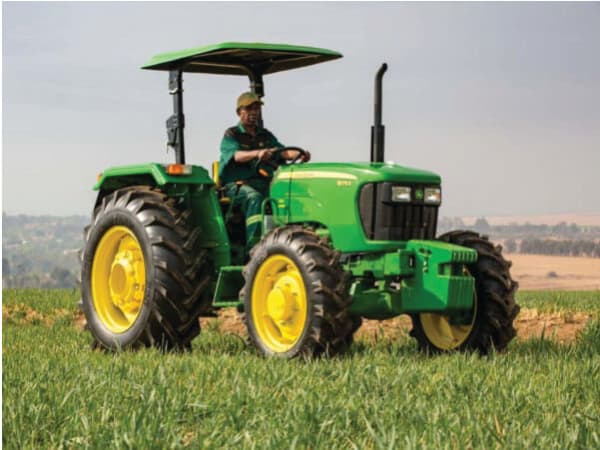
[3,289,600,449]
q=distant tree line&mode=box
[2,213,86,289]
[438,217,600,240]
[2,258,77,289]
[437,217,600,258]
[512,238,600,258]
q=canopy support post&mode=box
[166,70,185,164]
[247,70,265,128]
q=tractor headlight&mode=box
[424,187,442,205]
[391,186,411,203]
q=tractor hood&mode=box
[269,162,442,253]
[274,162,441,185]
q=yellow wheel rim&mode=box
[251,255,308,353]
[420,271,478,351]
[91,226,146,333]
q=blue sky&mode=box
[3,2,599,217]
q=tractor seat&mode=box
[212,161,231,206]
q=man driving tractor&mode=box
[219,92,311,251]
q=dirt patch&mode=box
[9,304,591,345]
[3,304,52,326]
[200,308,247,337]
[182,431,196,447]
[355,316,413,341]
[73,311,87,330]
[199,308,593,345]
[3,304,77,327]
[515,309,593,343]
[354,309,593,344]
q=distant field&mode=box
[3,289,600,449]
[505,253,600,291]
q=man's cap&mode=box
[237,92,263,111]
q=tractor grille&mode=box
[358,183,439,241]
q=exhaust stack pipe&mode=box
[370,63,388,163]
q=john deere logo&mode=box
[415,189,424,200]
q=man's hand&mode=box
[257,148,274,161]
[280,148,311,163]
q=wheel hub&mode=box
[109,249,144,313]
[266,276,298,323]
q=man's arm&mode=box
[233,148,275,163]
[235,147,310,163]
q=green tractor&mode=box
[80,42,519,357]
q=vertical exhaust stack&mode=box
[370,63,388,163]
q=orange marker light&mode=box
[97,173,103,182]
[166,164,192,175]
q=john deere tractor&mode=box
[80,42,519,357]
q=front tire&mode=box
[410,231,520,354]
[242,226,354,358]
[80,186,211,351]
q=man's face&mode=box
[238,102,261,127]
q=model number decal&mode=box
[277,171,357,181]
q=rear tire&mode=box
[80,186,211,351]
[410,230,520,354]
[242,226,354,358]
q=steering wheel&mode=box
[254,146,309,178]
[276,146,309,165]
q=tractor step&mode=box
[212,265,244,308]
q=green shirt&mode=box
[219,123,284,188]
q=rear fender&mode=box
[94,163,213,192]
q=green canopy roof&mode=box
[141,42,342,75]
